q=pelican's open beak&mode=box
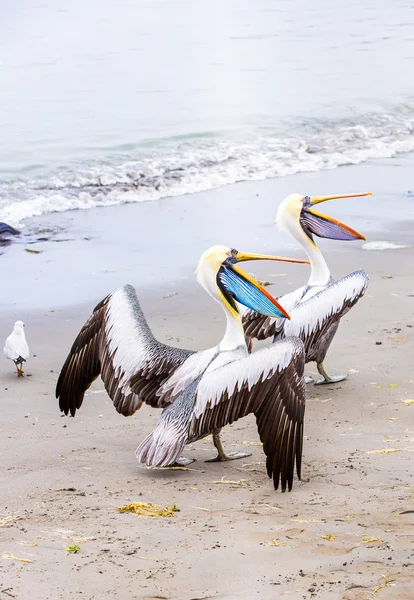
[217,252,309,319]
[300,192,372,242]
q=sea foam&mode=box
[1,105,414,226]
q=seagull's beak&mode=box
[300,192,372,241]
[217,253,308,319]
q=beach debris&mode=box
[18,541,38,547]
[2,553,33,563]
[117,502,180,517]
[380,274,393,279]
[358,537,384,545]
[66,545,81,553]
[371,383,399,389]
[321,534,336,541]
[163,292,178,299]
[0,515,22,528]
[362,241,411,251]
[372,575,393,595]
[24,248,42,254]
[67,536,95,544]
[144,465,202,472]
[368,448,401,454]
[257,280,271,287]
[402,399,414,405]
[241,440,263,447]
[290,518,322,523]
[264,539,291,548]
[259,504,282,512]
[213,477,250,487]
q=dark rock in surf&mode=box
[0,222,20,237]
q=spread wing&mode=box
[56,285,195,417]
[188,338,306,492]
[279,270,369,349]
[243,271,368,348]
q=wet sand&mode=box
[1,157,414,599]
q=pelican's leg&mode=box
[315,362,347,385]
[205,430,252,462]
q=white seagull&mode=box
[4,321,30,377]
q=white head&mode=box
[276,193,306,237]
[196,245,232,305]
[195,244,308,319]
[276,192,371,247]
[14,320,25,329]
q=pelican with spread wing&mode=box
[56,246,308,491]
[243,192,371,385]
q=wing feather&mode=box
[243,271,368,350]
[281,270,368,347]
[56,285,195,417]
[188,338,306,491]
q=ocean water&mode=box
[0,0,413,225]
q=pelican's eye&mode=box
[302,196,311,207]
[226,248,239,264]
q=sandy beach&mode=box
[1,157,414,599]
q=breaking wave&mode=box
[1,103,414,226]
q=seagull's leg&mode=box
[205,429,252,462]
[14,360,21,377]
[315,362,347,385]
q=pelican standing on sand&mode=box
[243,192,371,385]
[56,246,308,491]
[4,321,30,377]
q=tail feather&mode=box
[14,356,26,365]
[136,417,188,467]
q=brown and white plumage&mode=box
[56,245,308,490]
[243,192,371,384]
[56,288,195,417]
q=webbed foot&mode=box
[315,362,348,385]
[205,450,252,463]
[173,457,196,466]
[205,431,252,462]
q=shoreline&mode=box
[1,155,413,599]
[1,153,413,312]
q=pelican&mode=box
[56,246,308,491]
[243,192,371,385]
[4,321,30,377]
